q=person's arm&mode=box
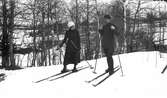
[70,30,81,50]
[112,24,119,36]
[112,25,119,50]
[114,34,119,50]
[77,30,81,50]
[59,31,68,48]
[98,25,104,36]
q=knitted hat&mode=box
[104,15,111,19]
[68,21,75,28]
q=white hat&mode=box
[68,21,75,28]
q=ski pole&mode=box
[85,60,94,69]
[155,51,158,68]
[117,50,124,77]
[161,65,167,74]
[93,55,98,74]
[92,49,99,74]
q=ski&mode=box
[35,71,71,83]
[0,73,6,82]
[161,65,167,74]
[49,66,89,81]
[92,68,120,87]
[85,66,119,83]
[35,66,84,83]
[85,72,107,83]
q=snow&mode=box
[0,51,167,98]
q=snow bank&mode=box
[0,51,167,98]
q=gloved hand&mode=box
[56,45,61,50]
[99,25,103,30]
[114,35,119,51]
[115,41,119,50]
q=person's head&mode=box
[104,15,112,23]
[68,21,75,30]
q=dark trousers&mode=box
[103,48,114,71]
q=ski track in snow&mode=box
[0,51,167,98]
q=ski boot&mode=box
[72,68,78,72]
[61,68,69,73]
[105,69,114,75]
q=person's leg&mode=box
[61,65,68,73]
[107,54,114,71]
[72,63,77,72]
[61,52,70,73]
[62,58,68,73]
[104,48,114,74]
[72,51,80,72]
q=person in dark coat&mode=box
[57,21,81,73]
[99,15,119,75]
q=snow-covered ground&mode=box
[0,51,167,98]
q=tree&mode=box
[2,0,9,68]
[94,0,102,58]
[8,0,15,67]
[32,0,37,67]
[85,0,91,60]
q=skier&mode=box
[99,15,119,75]
[57,21,81,73]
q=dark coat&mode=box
[60,28,81,65]
[99,23,118,50]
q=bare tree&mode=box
[2,0,9,67]
[75,0,79,29]
[8,0,15,67]
[47,0,51,65]
[94,0,102,58]
[32,0,37,67]
[85,0,91,60]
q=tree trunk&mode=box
[123,0,130,53]
[8,0,15,67]
[2,0,9,67]
[32,0,37,67]
[94,0,102,58]
[75,0,78,29]
[85,0,91,60]
[42,9,47,66]
[47,0,51,65]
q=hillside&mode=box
[0,51,167,98]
